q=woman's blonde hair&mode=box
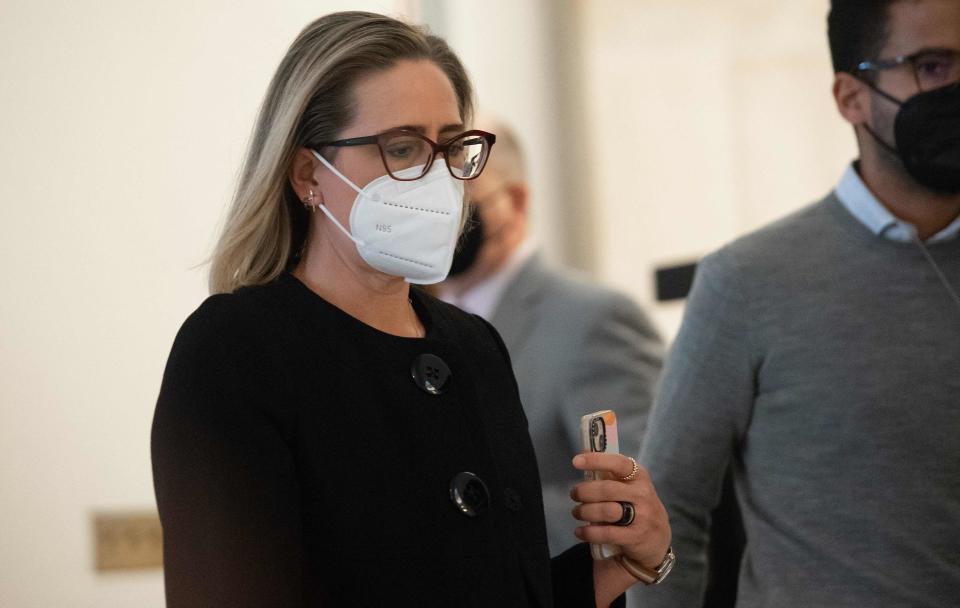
[209,12,475,294]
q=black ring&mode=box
[615,501,636,526]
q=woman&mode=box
[152,11,671,607]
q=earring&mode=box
[303,189,316,213]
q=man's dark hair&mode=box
[828,1,899,73]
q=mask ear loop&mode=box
[310,149,367,247]
[860,123,900,156]
[853,74,906,155]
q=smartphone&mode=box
[579,409,622,560]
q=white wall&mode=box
[438,0,570,266]
[579,0,857,339]
[0,1,404,605]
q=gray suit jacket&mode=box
[489,253,664,556]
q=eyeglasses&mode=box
[310,129,496,182]
[856,48,960,92]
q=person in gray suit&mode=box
[438,121,664,557]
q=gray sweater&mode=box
[638,194,960,607]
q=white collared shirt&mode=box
[438,239,537,320]
[835,164,960,243]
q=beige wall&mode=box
[0,1,857,604]
[579,0,857,338]
[436,0,573,266]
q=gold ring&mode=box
[619,456,640,482]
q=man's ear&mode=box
[834,72,870,127]
[289,147,322,202]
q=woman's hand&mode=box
[570,452,671,569]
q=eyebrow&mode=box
[385,123,465,135]
[904,46,957,57]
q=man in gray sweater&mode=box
[637,2,960,606]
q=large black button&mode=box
[449,472,490,517]
[411,353,451,395]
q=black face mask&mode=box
[449,206,484,277]
[863,82,960,194]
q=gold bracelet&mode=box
[613,547,676,586]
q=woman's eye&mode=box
[384,137,425,160]
[386,144,414,158]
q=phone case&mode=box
[579,409,622,560]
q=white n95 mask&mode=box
[311,150,465,284]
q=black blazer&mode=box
[152,274,614,607]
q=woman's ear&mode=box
[289,147,322,203]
